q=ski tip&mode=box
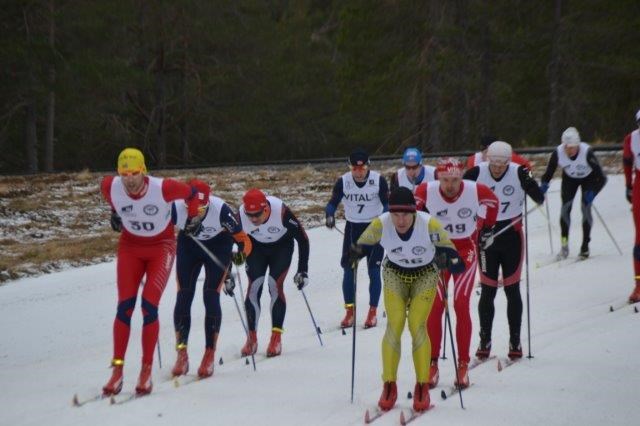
[364,409,371,423]
[497,359,503,371]
[440,389,447,400]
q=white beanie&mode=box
[487,141,512,163]
[561,127,580,147]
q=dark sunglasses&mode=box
[245,209,264,218]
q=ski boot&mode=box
[241,331,258,357]
[364,306,377,329]
[197,348,215,378]
[629,283,640,304]
[171,344,189,377]
[102,359,124,396]
[378,381,397,411]
[412,382,431,412]
[340,305,354,328]
[475,331,492,359]
[556,237,569,260]
[428,359,439,389]
[135,363,153,395]
[508,340,523,360]
[266,330,282,357]
[579,242,589,259]
[454,360,470,389]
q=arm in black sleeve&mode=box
[586,149,607,193]
[540,150,559,184]
[462,166,480,181]
[282,205,310,273]
[325,178,343,217]
[219,203,242,234]
[379,175,389,212]
[518,165,545,205]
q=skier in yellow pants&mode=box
[350,187,464,412]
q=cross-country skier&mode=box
[170,179,252,378]
[100,148,207,396]
[623,109,640,303]
[350,187,464,412]
[465,135,532,170]
[463,141,545,360]
[414,157,499,389]
[540,127,607,260]
[325,148,389,329]
[389,147,437,192]
[237,188,310,357]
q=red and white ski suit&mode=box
[623,130,640,285]
[101,175,200,365]
[415,180,498,363]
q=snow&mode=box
[0,174,637,426]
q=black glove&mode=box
[433,252,448,270]
[627,186,633,204]
[232,251,246,266]
[434,251,465,274]
[479,227,495,250]
[110,210,122,232]
[223,273,236,297]
[184,216,204,237]
[325,215,335,229]
[348,244,364,265]
[293,271,309,290]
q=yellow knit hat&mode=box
[117,148,147,175]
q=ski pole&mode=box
[231,290,256,371]
[439,271,464,409]
[156,341,162,369]
[232,261,257,372]
[483,203,541,249]
[524,198,533,359]
[439,279,447,360]
[592,204,623,255]
[300,288,323,347]
[190,236,256,371]
[350,259,358,404]
[544,200,554,254]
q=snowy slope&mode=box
[0,175,637,426]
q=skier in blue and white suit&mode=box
[325,148,389,329]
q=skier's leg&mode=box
[407,268,438,384]
[380,267,409,382]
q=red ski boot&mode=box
[428,359,439,389]
[340,306,354,328]
[378,381,397,411]
[454,360,470,389]
[266,331,282,357]
[135,363,153,395]
[364,307,377,329]
[102,359,124,396]
[171,344,189,377]
[241,331,258,357]
[412,382,431,412]
[197,348,215,378]
[629,283,640,303]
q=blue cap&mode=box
[402,148,422,165]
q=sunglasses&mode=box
[404,164,421,171]
[245,209,264,218]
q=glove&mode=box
[479,227,495,250]
[433,251,465,274]
[110,210,122,232]
[325,215,335,229]
[540,182,549,195]
[293,271,309,290]
[223,273,236,297]
[583,190,596,205]
[433,252,448,270]
[627,186,633,204]
[232,251,246,266]
[348,244,364,264]
[184,216,204,236]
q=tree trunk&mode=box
[44,0,55,172]
[25,100,38,174]
[154,42,166,166]
[547,0,562,145]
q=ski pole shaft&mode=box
[440,279,447,360]
[233,264,256,371]
[592,204,623,255]
[300,288,323,346]
[231,291,256,371]
[440,272,464,409]
[156,341,162,369]
[544,201,554,254]
[189,235,228,271]
[524,198,533,359]
[350,260,358,404]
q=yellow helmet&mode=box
[117,148,147,175]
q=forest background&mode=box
[1,0,639,174]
